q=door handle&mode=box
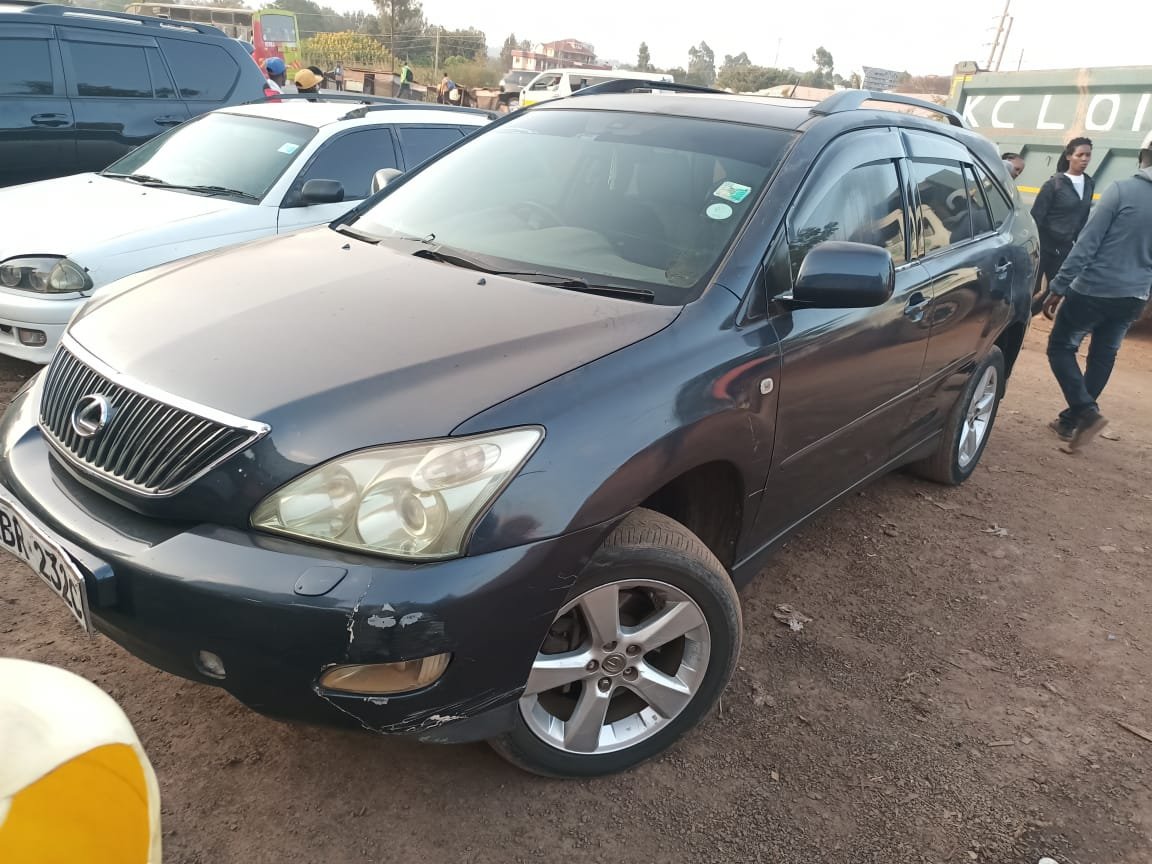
[30,113,69,128]
[904,291,930,321]
[995,260,1013,276]
[153,115,183,127]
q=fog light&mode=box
[195,650,226,680]
[318,654,450,695]
[16,328,46,347]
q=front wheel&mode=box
[912,346,1005,485]
[489,509,742,778]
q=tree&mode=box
[637,41,651,72]
[686,41,715,87]
[500,33,518,69]
[812,46,834,76]
[518,38,531,51]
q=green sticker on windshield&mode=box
[714,181,752,204]
[278,143,300,154]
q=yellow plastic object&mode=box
[0,658,162,864]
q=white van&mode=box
[518,69,675,108]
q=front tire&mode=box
[489,509,742,778]
[912,346,1005,485]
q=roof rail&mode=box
[810,89,965,127]
[241,93,408,107]
[340,102,499,122]
[23,3,225,35]
[566,79,726,99]
[239,94,497,121]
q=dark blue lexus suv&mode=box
[0,82,1037,776]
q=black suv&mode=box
[0,83,1038,777]
[0,1,266,187]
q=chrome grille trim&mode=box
[37,336,270,498]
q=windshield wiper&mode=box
[413,248,655,303]
[101,173,258,201]
[103,172,166,184]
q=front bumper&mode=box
[0,388,614,742]
[0,290,82,364]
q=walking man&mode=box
[1044,130,1152,450]
[398,60,413,99]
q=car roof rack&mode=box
[242,94,408,107]
[339,103,500,121]
[566,79,726,99]
[810,89,965,127]
[20,3,224,35]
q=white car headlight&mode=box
[0,257,91,294]
[251,428,543,560]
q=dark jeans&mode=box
[1047,291,1147,424]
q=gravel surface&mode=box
[1,321,1150,864]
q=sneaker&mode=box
[1067,412,1109,452]
[1048,419,1074,441]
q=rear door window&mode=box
[0,38,54,96]
[66,42,153,98]
[160,40,239,100]
[397,126,466,169]
[974,162,1013,228]
[910,159,971,254]
[962,163,994,236]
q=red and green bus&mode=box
[124,4,302,70]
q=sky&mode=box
[319,0,1146,77]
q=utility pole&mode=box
[389,0,395,75]
[986,0,1010,70]
[1016,48,1024,71]
[994,15,1014,71]
[433,27,440,82]
[773,38,781,68]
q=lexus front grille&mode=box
[37,341,269,497]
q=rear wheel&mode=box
[489,509,741,778]
[912,346,1005,485]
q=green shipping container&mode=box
[948,62,1152,201]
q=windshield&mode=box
[103,113,316,201]
[259,12,297,43]
[347,109,793,305]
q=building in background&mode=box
[510,38,610,73]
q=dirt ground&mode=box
[1,320,1150,864]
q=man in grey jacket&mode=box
[1044,130,1152,450]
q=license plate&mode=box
[0,495,92,633]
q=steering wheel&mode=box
[509,200,562,230]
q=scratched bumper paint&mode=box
[0,401,616,742]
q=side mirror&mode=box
[793,241,895,308]
[370,168,403,194]
[300,179,344,205]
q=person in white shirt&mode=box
[1030,137,1095,311]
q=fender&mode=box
[457,284,782,559]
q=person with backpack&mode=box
[398,60,413,99]
[437,73,457,104]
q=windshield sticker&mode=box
[713,181,752,204]
[278,142,300,154]
[706,203,734,220]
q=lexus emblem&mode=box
[70,394,112,439]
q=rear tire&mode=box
[489,508,741,778]
[912,346,1005,485]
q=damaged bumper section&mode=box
[0,398,612,744]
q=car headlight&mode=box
[251,427,543,560]
[0,257,92,294]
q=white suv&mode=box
[0,98,493,363]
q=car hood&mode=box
[0,174,246,260]
[68,228,680,465]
